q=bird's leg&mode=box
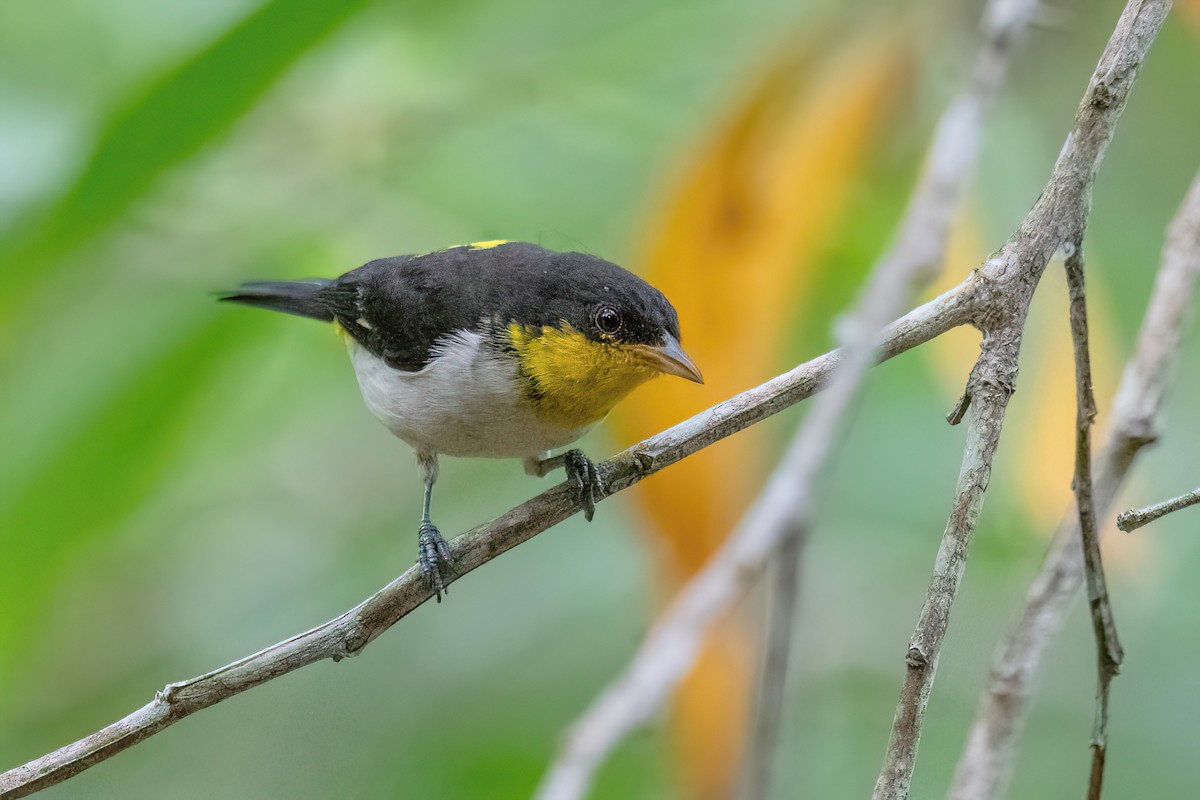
[525,449,603,522]
[415,450,455,601]
[523,452,564,478]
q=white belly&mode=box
[347,330,592,458]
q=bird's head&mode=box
[500,247,702,429]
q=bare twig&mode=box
[741,532,802,800]
[874,321,1017,800]
[950,167,1200,799]
[1117,488,1200,531]
[741,2,1039,796]
[0,283,976,800]
[873,2,1168,797]
[1064,243,1124,799]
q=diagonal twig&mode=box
[949,166,1200,799]
[740,1,1040,796]
[874,310,1018,800]
[873,2,1168,797]
[0,282,976,800]
[1117,488,1200,531]
[1064,243,1124,799]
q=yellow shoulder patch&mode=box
[334,321,354,349]
[507,322,658,430]
[468,240,509,250]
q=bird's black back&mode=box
[320,242,679,372]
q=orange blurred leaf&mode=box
[1180,0,1200,33]
[618,28,915,574]
[613,24,914,799]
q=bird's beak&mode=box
[637,334,704,384]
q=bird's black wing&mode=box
[325,246,556,372]
[324,242,668,372]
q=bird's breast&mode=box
[346,328,590,458]
[506,323,659,431]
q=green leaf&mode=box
[0,0,374,324]
[0,315,251,681]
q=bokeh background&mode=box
[3,0,1200,797]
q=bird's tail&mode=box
[218,279,336,322]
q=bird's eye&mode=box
[595,306,622,334]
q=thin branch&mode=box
[874,2,1168,796]
[1064,243,1124,799]
[0,283,976,800]
[950,166,1200,799]
[873,325,1017,800]
[1117,488,1200,531]
[741,532,802,800]
[741,2,1039,796]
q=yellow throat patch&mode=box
[507,322,659,430]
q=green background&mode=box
[2,0,1199,797]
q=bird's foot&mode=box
[563,449,604,522]
[418,521,456,602]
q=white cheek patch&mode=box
[348,330,592,458]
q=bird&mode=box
[219,241,702,599]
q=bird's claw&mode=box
[418,521,456,602]
[563,449,603,522]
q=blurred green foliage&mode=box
[2,1,1199,798]
[0,0,374,297]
